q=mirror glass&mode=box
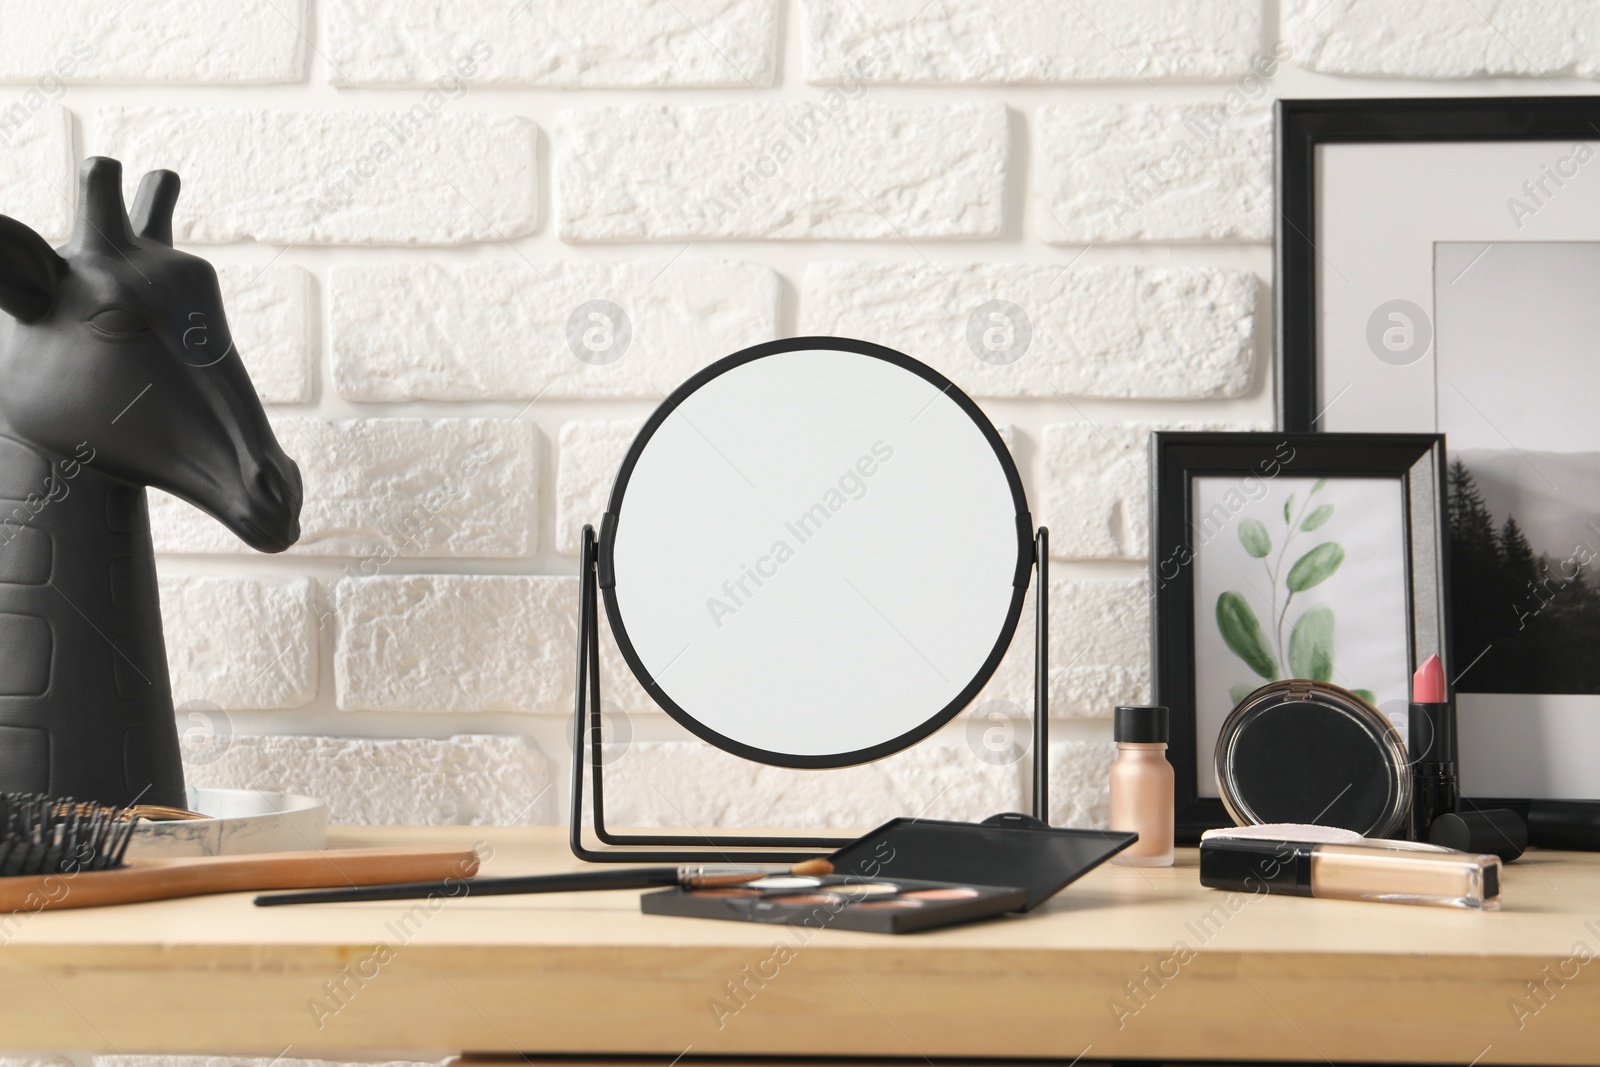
[603,339,1029,768]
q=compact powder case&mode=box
[1215,680,1411,838]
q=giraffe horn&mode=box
[70,157,136,251]
[130,169,179,246]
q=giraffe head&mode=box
[0,157,300,552]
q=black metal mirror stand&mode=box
[569,524,1052,863]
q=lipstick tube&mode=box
[1409,654,1459,839]
[1199,836,1500,910]
[1409,706,1458,836]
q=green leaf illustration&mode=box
[1286,542,1345,593]
[1287,603,1335,682]
[1238,518,1272,558]
[1229,682,1259,705]
[1352,689,1377,706]
[1284,494,1295,525]
[1217,592,1278,679]
[1311,478,1327,494]
[1301,504,1335,532]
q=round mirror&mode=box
[602,337,1030,768]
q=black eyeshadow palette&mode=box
[640,874,1028,934]
[828,816,1139,911]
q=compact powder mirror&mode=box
[1215,680,1411,837]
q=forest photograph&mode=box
[1448,460,1600,694]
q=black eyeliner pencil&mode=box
[253,859,832,907]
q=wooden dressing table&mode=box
[1,826,1594,1065]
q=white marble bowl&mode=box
[126,787,328,858]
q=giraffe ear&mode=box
[130,169,179,246]
[0,214,65,323]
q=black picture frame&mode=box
[1150,432,1449,841]
[1276,95,1600,430]
[1275,95,1600,817]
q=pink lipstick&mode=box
[1412,654,1446,703]
[1408,654,1458,839]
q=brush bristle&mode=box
[791,858,833,876]
[0,793,135,877]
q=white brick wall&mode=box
[802,262,1258,399]
[555,419,642,554]
[0,104,72,241]
[330,259,780,401]
[1037,103,1273,243]
[95,106,539,244]
[1285,0,1600,79]
[327,0,781,88]
[803,0,1267,83]
[185,733,552,825]
[335,574,574,712]
[0,0,1544,848]
[161,576,318,709]
[603,738,1026,828]
[1039,419,1265,561]
[150,418,539,556]
[1051,740,1117,828]
[0,2,308,84]
[217,264,316,404]
[979,576,1153,716]
[556,102,1010,240]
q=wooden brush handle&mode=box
[0,847,480,912]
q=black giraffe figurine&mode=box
[0,156,301,807]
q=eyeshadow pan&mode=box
[746,875,822,890]
[761,882,899,901]
[851,899,923,910]
[901,887,980,901]
[688,887,761,898]
[764,893,841,906]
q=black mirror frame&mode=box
[572,336,1052,862]
[598,336,1032,769]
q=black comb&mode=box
[0,792,135,877]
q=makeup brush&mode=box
[0,792,481,911]
[255,857,835,906]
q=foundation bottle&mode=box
[1110,704,1174,866]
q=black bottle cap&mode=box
[1115,705,1169,744]
[1429,808,1527,862]
[1198,837,1314,896]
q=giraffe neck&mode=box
[0,432,184,807]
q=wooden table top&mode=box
[1,825,1596,1064]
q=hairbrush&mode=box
[0,792,479,911]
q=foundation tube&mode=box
[1199,835,1500,910]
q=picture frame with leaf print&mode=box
[1150,432,1450,840]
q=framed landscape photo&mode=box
[1150,432,1449,839]
[1276,96,1600,805]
